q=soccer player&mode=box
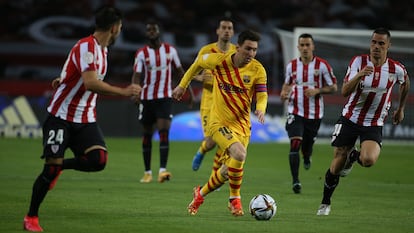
[131,21,186,183]
[316,28,410,215]
[173,29,268,216]
[280,33,337,194]
[191,17,237,171]
[23,6,141,232]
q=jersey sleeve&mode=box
[133,50,144,73]
[254,65,268,113]
[171,47,182,69]
[178,53,226,89]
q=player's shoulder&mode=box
[198,43,219,54]
[250,59,266,73]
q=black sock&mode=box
[322,169,340,205]
[159,129,169,169]
[28,164,61,216]
[289,152,300,183]
[142,133,152,171]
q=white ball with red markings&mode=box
[249,194,277,221]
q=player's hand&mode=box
[51,77,61,89]
[304,88,320,97]
[358,66,374,78]
[392,108,404,125]
[255,110,265,124]
[125,83,141,97]
[172,86,186,101]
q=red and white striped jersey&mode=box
[47,35,107,123]
[133,43,182,100]
[342,55,408,126]
[284,56,337,119]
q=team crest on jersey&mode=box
[314,69,320,76]
[82,52,94,64]
[374,72,380,80]
[51,145,59,154]
[388,74,395,82]
[243,75,250,83]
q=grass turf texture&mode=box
[1,138,413,233]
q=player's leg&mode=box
[139,100,155,183]
[358,127,382,167]
[317,117,357,215]
[301,119,321,170]
[285,114,303,193]
[192,110,216,171]
[226,139,247,216]
[155,98,173,182]
[63,122,108,173]
[24,115,68,231]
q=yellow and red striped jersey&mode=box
[196,43,237,111]
[179,52,268,136]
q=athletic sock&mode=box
[322,168,340,205]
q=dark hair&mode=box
[218,16,234,25]
[94,6,122,31]
[373,27,391,38]
[237,29,261,45]
[298,33,314,42]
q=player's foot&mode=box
[292,182,302,194]
[158,171,172,183]
[23,215,43,232]
[303,156,312,170]
[140,173,153,183]
[192,151,204,171]
[340,149,359,177]
[228,198,244,216]
[316,204,331,216]
[48,170,62,190]
[188,186,204,215]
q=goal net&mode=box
[274,27,414,140]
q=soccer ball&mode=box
[249,194,277,221]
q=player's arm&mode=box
[280,83,292,101]
[51,77,61,89]
[130,72,142,103]
[342,65,374,97]
[174,66,195,107]
[83,70,140,97]
[193,70,213,82]
[172,60,204,101]
[255,83,268,124]
[305,84,338,97]
[393,75,410,125]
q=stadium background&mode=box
[0,0,413,140]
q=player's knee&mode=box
[360,156,376,167]
[290,138,302,152]
[205,138,216,150]
[220,165,229,180]
[85,149,108,171]
[158,129,169,144]
[41,164,62,183]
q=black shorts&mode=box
[138,98,173,125]
[42,114,106,158]
[285,113,321,139]
[331,116,382,147]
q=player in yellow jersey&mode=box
[173,29,268,217]
[191,17,237,171]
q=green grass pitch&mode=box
[0,137,413,233]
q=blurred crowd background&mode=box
[1,0,413,87]
[0,0,413,139]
